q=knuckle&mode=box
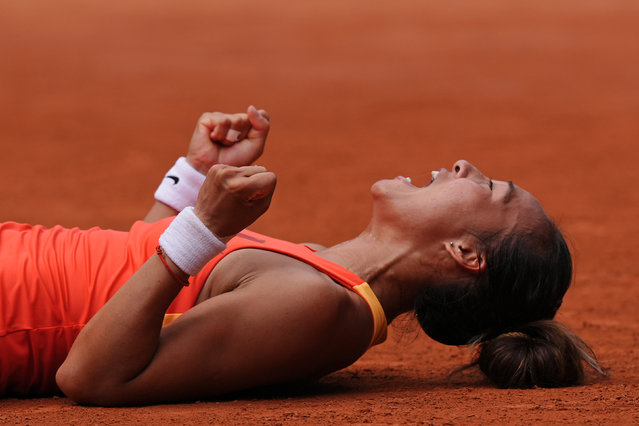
[198,112,220,125]
[211,165,242,186]
[209,163,227,172]
[224,179,244,193]
[201,112,227,125]
[208,163,228,178]
[219,116,231,126]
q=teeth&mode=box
[431,171,439,179]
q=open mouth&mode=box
[396,176,413,186]
[424,170,439,187]
[397,170,440,188]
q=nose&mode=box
[452,160,486,180]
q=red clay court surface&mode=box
[1,1,639,423]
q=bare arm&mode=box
[57,265,350,405]
[143,106,270,223]
[57,164,281,405]
[144,201,179,223]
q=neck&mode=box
[318,227,440,323]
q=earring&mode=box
[449,242,454,246]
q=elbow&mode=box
[56,362,98,405]
[56,362,120,406]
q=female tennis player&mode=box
[1,106,601,404]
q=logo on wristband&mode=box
[165,175,179,185]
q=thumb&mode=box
[247,105,269,131]
[240,171,277,202]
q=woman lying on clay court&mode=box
[0,106,602,404]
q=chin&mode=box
[370,179,394,199]
[369,179,406,223]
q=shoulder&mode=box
[212,251,372,352]
[240,260,361,325]
[263,263,373,348]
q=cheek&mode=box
[435,188,479,214]
[435,191,496,230]
[466,204,511,234]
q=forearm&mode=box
[56,255,185,403]
[144,201,178,223]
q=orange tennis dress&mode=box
[0,218,386,396]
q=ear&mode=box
[444,240,487,274]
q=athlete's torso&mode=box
[0,220,386,396]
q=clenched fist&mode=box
[187,106,270,174]
[194,164,276,238]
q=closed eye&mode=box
[489,179,493,191]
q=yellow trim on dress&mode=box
[352,282,388,347]
[162,313,181,327]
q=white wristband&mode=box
[158,207,227,276]
[154,157,206,212]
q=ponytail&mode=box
[473,320,604,388]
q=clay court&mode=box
[1,0,638,423]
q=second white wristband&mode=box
[154,157,206,212]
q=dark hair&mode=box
[414,217,604,387]
[475,320,602,388]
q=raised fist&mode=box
[187,106,270,174]
[194,164,276,238]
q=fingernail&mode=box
[226,128,241,141]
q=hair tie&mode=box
[497,331,529,339]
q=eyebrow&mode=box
[503,181,515,204]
